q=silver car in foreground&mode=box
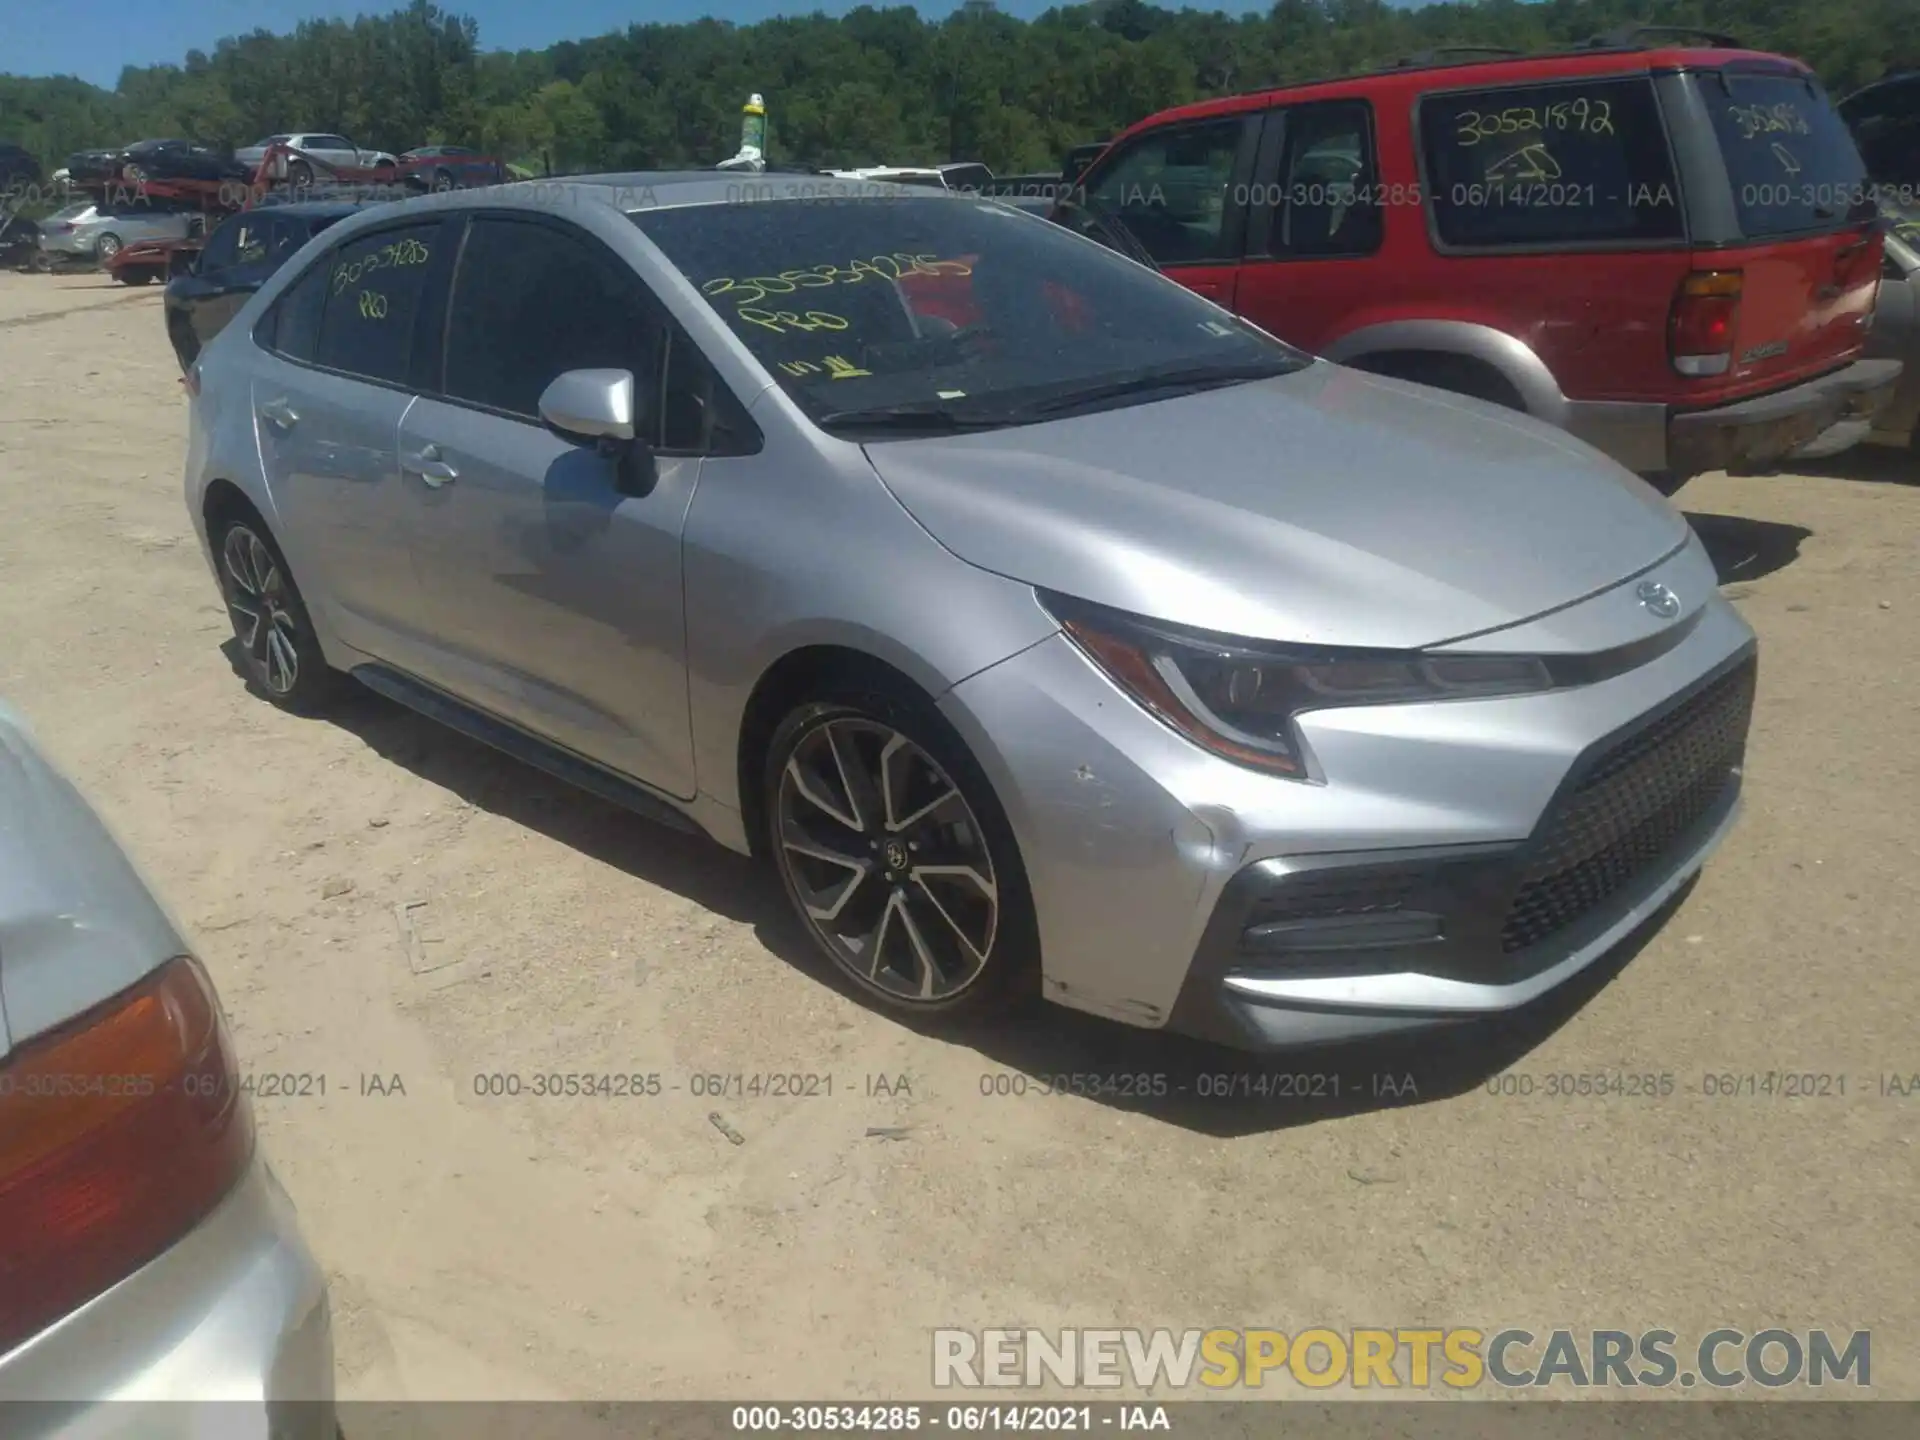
[183,173,1757,1051]
[0,702,333,1435]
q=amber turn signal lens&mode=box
[0,956,254,1355]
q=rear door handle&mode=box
[258,397,298,429]
[401,445,459,487]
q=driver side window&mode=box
[442,216,729,450]
[1085,117,1248,266]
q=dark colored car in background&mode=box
[124,138,250,185]
[1840,69,1920,188]
[1865,203,1919,448]
[164,201,369,371]
[399,146,507,191]
[1,141,41,195]
[1064,30,1898,492]
[64,145,134,183]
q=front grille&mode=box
[1501,658,1756,954]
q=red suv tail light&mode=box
[1669,271,1743,377]
[0,956,254,1355]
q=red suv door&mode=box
[1231,98,1390,354]
[1076,111,1261,309]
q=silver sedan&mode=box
[181,174,1756,1051]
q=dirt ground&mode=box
[1,271,1916,1402]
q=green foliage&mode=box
[2,0,1914,176]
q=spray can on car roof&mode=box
[741,94,767,161]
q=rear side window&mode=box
[1265,100,1383,258]
[199,216,242,271]
[1420,78,1685,248]
[311,224,441,383]
[1705,71,1873,237]
[259,260,329,362]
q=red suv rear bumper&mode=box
[1665,358,1904,477]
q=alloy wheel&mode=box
[776,717,999,1003]
[221,525,302,695]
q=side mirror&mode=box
[537,368,656,496]
[539,368,636,442]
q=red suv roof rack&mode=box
[1581,25,1747,51]
[1389,47,1525,69]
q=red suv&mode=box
[1066,28,1903,491]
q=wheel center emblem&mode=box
[884,840,909,872]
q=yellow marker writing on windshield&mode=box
[823,356,872,379]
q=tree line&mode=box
[2,0,1915,181]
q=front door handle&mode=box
[401,445,459,487]
[258,397,298,429]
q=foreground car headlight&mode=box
[1043,591,1552,780]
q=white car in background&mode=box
[823,161,995,192]
[0,700,334,1436]
[233,132,399,185]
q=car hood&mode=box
[861,363,1689,650]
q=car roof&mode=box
[536,170,948,207]
[248,199,372,217]
[1117,43,1813,140]
[0,701,189,1059]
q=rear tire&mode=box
[211,514,345,715]
[286,159,314,189]
[119,269,152,286]
[763,682,1039,1021]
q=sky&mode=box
[3,0,1367,89]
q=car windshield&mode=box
[630,194,1304,431]
[1704,70,1876,237]
[50,202,92,221]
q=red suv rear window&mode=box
[1703,70,1875,238]
[1418,76,1685,249]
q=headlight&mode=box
[1043,591,1553,780]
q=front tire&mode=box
[213,516,344,714]
[764,687,1038,1019]
[95,232,121,263]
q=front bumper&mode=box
[0,1158,335,1438]
[940,538,1757,1051]
[1668,357,1903,476]
[1166,655,1750,1049]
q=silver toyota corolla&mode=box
[0,701,333,1435]
[182,173,1757,1051]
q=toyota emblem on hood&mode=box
[1636,580,1682,619]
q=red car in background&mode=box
[1063,27,1902,492]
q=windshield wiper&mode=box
[813,402,1006,432]
[1008,360,1303,420]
